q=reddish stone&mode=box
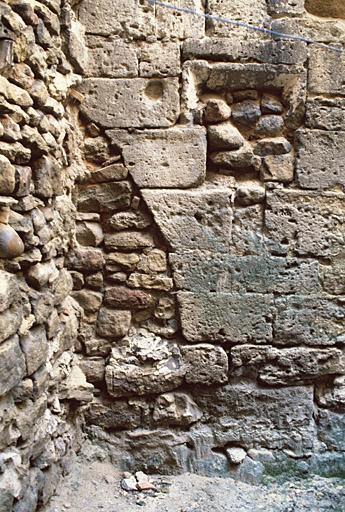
[104,286,154,310]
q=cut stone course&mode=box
[80,78,180,129]
[121,127,207,189]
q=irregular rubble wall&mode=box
[1,1,345,510]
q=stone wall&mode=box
[0,1,92,510]
[1,1,345,510]
[70,0,345,482]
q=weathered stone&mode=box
[226,447,247,465]
[235,184,265,206]
[77,181,131,213]
[86,37,138,78]
[274,295,345,346]
[96,308,131,339]
[120,127,206,189]
[183,39,308,66]
[182,344,228,385]
[306,98,345,131]
[254,137,292,156]
[261,94,284,114]
[105,287,154,311]
[139,42,180,78]
[316,376,345,411]
[20,326,48,376]
[84,164,128,184]
[170,253,320,294]
[142,188,232,253]
[85,272,103,291]
[79,357,105,384]
[104,232,154,251]
[85,397,143,430]
[27,260,59,290]
[178,292,274,344]
[32,156,61,199]
[154,297,175,320]
[204,99,231,124]
[137,249,167,273]
[0,271,19,312]
[254,115,284,137]
[105,332,184,397]
[0,306,22,343]
[209,145,260,172]
[58,365,93,403]
[14,166,32,197]
[0,156,15,195]
[309,47,345,96]
[231,345,345,385]
[0,336,26,396]
[80,78,179,129]
[207,123,244,151]
[261,153,294,182]
[0,141,31,165]
[265,190,345,257]
[76,222,103,247]
[317,409,345,452]
[194,383,314,454]
[67,247,104,272]
[153,393,202,426]
[106,252,140,271]
[207,0,268,39]
[321,264,345,295]
[296,130,345,190]
[127,273,173,292]
[83,137,110,165]
[0,76,33,108]
[232,100,261,125]
[108,211,151,231]
[72,290,103,314]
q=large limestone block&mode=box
[122,128,206,188]
[183,39,308,66]
[86,37,138,78]
[306,98,345,131]
[181,344,228,385]
[0,271,19,312]
[296,130,345,190]
[77,0,156,38]
[105,332,185,397]
[207,0,269,39]
[0,336,26,396]
[20,325,48,376]
[77,181,131,213]
[80,78,179,129]
[317,409,345,452]
[274,296,345,346]
[265,190,345,257]
[309,47,345,96]
[194,383,314,454]
[231,345,345,385]
[170,253,320,294]
[178,292,274,343]
[142,188,232,253]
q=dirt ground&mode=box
[42,457,345,512]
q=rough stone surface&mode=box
[121,128,206,188]
[80,78,180,129]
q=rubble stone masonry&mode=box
[1,0,345,510]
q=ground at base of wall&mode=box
[42,458,345,512]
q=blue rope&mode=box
[148,0,343,54]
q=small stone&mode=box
[27,260,59,289]
[232,100,261,125]
[135,472,155,491]
[128,273,173,291]
[254,115,284,137]
[0,154,16,195]
[209,145,260,171]
[106,252,140,271]
[207,123,244,151]
[76,222,104,247]
[104,232,154,251]
[226,447,247,464]
[108,211,151,231]
[262,153,295,183]
[121,476,137,492]
[96,308,131,339]
[204,98,231,124]
[261,94,284,114]
[235,184,266,206]
[254,137,292,156]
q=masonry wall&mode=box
[0,1,92,510]
[1,1,345,510]
[70,0,345,481]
